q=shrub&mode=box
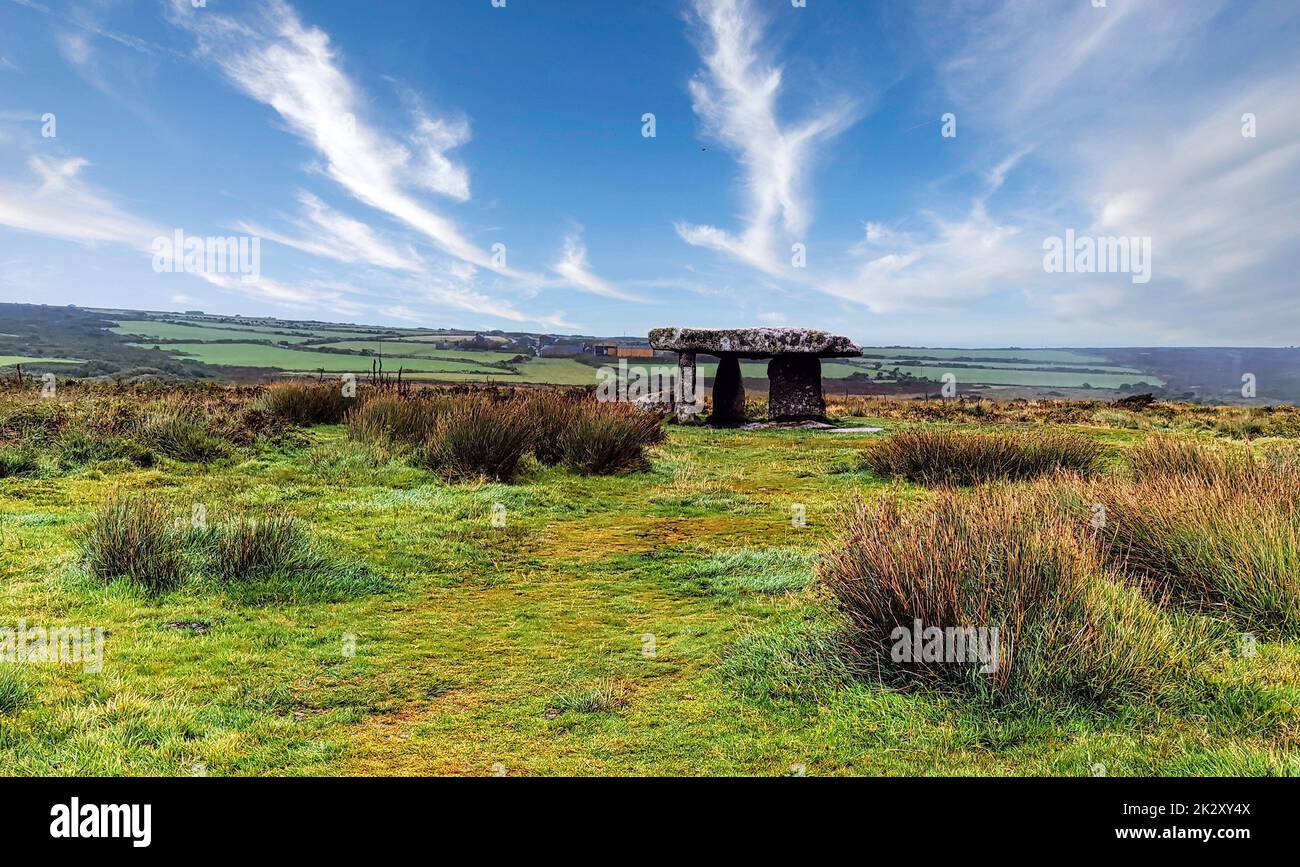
[819,486,1190,703]
[863,428,1103,486]
[259,381,358,425]
[83,494,186,591]
[0,447,39,478]
[559,401,664,475]
[1091,469,1300,637]
[135,409,229,462]
[416,396,534,482]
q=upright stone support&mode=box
[675,351,701,423]
[711,353,747,426]
[768,354,826,421]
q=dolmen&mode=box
[648,326,862,425]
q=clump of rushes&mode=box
[417,395,535,482]
[259,381,359,425]
[210,515,318,581]
[83,493,186,591]
[819,486,1190,704]
[521,391,580,466]
[545,679,630,716]
[55,429,154,470]
[347,390,664,478]
[1091,467,1300,637]
[135,408,229,462]
[557,400,664,475]
[1127,434,1255,483]
[863,428,1103,486]
[197,512,389,603]
[346,393,451,447]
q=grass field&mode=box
[313,341,520,364]
[133,343,506,375]
[113,321,321,344]
[113,320,392,343]
[861,348,1111,364]
[2,390,1298,776]
[0,356,83,367]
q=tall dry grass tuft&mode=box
[83,493,186,591]
[521,391,581,466]
[416,395,535,482]
[259,381,358,425]
[863,428,1103,486]
[819,485,1190,703]
[1091,459,1300,637]
[558,400,665,475]
[348,390,665,478]
[346,393,451,447]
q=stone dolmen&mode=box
[648,327,863,425]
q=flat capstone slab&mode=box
[648,327,862,359]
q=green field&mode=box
[114,319,392,343]
[315,340,520,364]
[114,321,320,344]
[94,313,1174,391]
[0,356,83,366]
[877,365,1160,388]
[145,343,504,375]
[860,347,1110,364]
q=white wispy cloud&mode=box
[166,0,519,277]
[551,229,644,302]
[0,155,160,249]
[675,0,857,275]
[237,191,423,272]
[830,0,1300,343]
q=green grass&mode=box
[113,319,387,342]
[144,343,505,375]
[0,356,83,366]
[1,419,1298,775]
[312,340,519,364]
[859,347,1111,364]
[113,321,319,343]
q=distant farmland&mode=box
[7,305,1295,402]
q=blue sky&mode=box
[0,0,1297,346]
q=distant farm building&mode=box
[593,344,655,359]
